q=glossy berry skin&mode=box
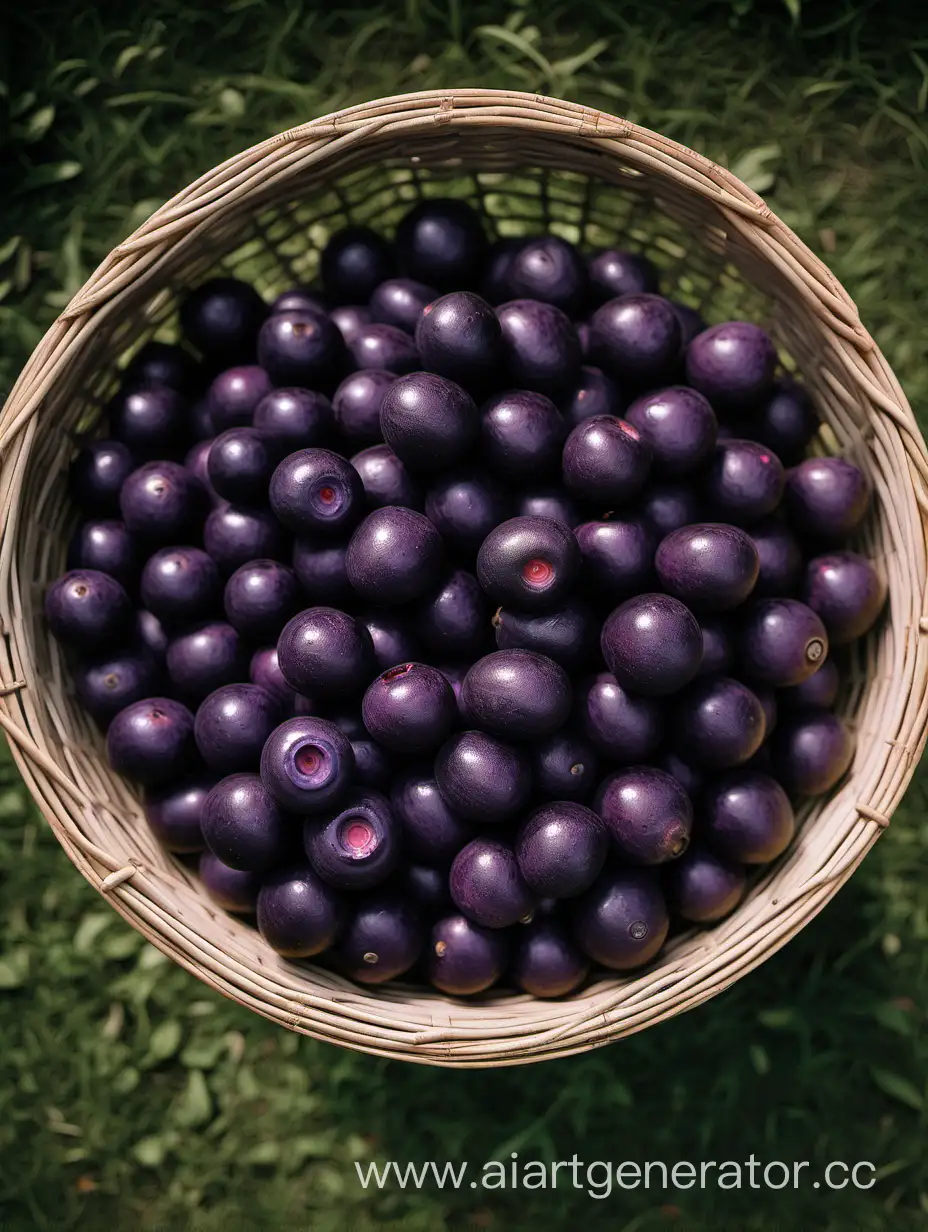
[494,598,594,670]
[753,378,818,464]
[477,516,580,612]
[497,299,581,397]
[781,658,840,710]
[305,790,399,889]
[332,369,394,447]
[674,676,766,769]
[415,292,503,394]
[391,773,472,866]
[588,294,681,388]
[199,851,262,914]
[201,773,289,872]
[425,472,507,554]
[334,893,423,984]
[257,866,343,958]
[166,622,247,704]
[596,767,692,865]
[749,517,803,597]
[252,387,333,455]
[640,482,702,538]
[122,340,200,395]
[350,324,420,375]
[380,372,479,473]
[321,225,394,303]
[574,518,655,600]
[346,507,443,604]
[533,731,599,803]
[110,385,187,458]
[572,868,669,970]
[361,612,420,673]
[427,915,507,995]
[223,560,301,641]
[517,488,579,528]
[703,770,795,864]
[106,697,195,785]
[270,447,364,538]
[739,599,828,687]
[395,198,488,290]
[784,457,871,543]
[260,715,354,813]
[184,440,221,506]
[207,428,274,504]
[349,734,391,791]
[352,444,421,511]
[258,311,346,389]
[119,461,207,544]
[665,844,747,923]
[670,301,707,345]
[207,365,273,433]
[771,708,855,795]
[563,366,623,430]
[362,662,456,753]
[69,440,135,516]
[655,523,760,613]
[581,673,663,763]
[74,648,161,729]
[657,751,705,799]
[329,304,373,344]
[625,386,718,476]
[194,683,280,774]
[803,552,886,645]
[270,286,327,316]
[450,838,535,929]
[698,617,734,678]
[67,520,137,591]
[291,538,351,605]
[435,730,531,823]
[601,593,703,697]
[512,920,589,998]
[277,607,374,698]
[562,415,652,504]
[370,277,437,333]
[587,248,659,304]
[417,570,489,659]
[685,321,777,413]
[180,277,266,364]
[515,802,607,898]
[480,390,566,482]
[705,439,785,524]
[249,646,299,711]
[507,236,588,316]
[137,610,168,664]
[481,236,525,304]
[462,650,572,740]
[46,569,133,652]
[143,775,213,853]
[203,504,285,575]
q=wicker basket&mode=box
[2,89,927,1067]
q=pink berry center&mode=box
[319,485,337,504]
[522,558,554,588]
[617,420,640,441]
[295,743,325,776]
[343,820,375,851]
[383,663,414,681]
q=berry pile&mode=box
[47,199,885,999]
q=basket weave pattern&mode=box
[2,90,927,1066]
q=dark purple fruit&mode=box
[515,801,607,898]
[562,415,652,504]
[481,236,525,304]
[332,369,394,447]
[223,559,301,641]
[249,646,299,711]
[803,552,886,645]
[110,385,187,458]
[749,517,803,597]
[563,366,623,430]
[291,538,351,604]
[191,400,215,442]
[785,457,871,543]
[140,546,220,628]
[674,676,766,769]
[477,515,580,611]
[143,774,213,853]
[269,447,363,537]
[533,731,599,802]
[258,311,346,389]
[201,772,289,872]
[380,372,479,473]
[417,570,489,659]
[780,658,839,710]
[771,708,855,795]
[753,377,818,464]
[74,648,162,728]
[346,506,443,604]
[655,523,759,612]
[395,198,488,291]
[462,649,571,740]
[428,915,507,995]
[46,569,133,652]
[587,248,659,304]
[122,340,199,395]
[361,612,419,672]
[601,593,702,697]
[106,697,195,784]
[362,662,456,753]
[425,472,507,553]
[352,444,421,511]
[257,866,343,958]
[67,520,137,591]
[669,301,707,345]
[119,461,207,544]
[507,236,587,315]
[450,838,535,929]
[321,225,394,304]
[596,766,692,864]
[194,683,280,774]
[581,673,663,763]
[329,304,372,344]
[260,715,354,812]
[739,598,828,687]
[252,387,333,454]
[625,386,717,476]
[685,321,777,413]
[165,621,246,704]
[199,851,261,913]
[184,440,221,506]
[330,713,390,792]
[512,920,589,997]
[305,790,399,888]
[572,869,669,970]
[370,277,437,333]
[698,617,734,678]
[516,488,579,528]
[759,687,781,736]
[494,598,594,670]
[203,504,285,575]
[664,844,747,923]
[137,610,168,663]
[270,286,326,316]
[480,389,566,482]
[277,607,374,698]
[497,299,581,397]
[206,428,274,504]
[703,769,795,863]
[657,751,705,798]
[391,773,471,866]
[69,440,134,516]
[705,439,785,524]
[588,294,681,388]
[415,291,503,393]
[574,517,655,599]
[333,893,422,984]
[350,324,419,375]
[180,278,266,364]
[207,365,273,432]
[640,481,702,538]
[435,730,530,823]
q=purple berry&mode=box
[305,790,399,888]
[572,869,669,970]
[334,893,423,984]
[199,851,261,913]
[417,570,489,659]
[480,389,566,482]
[425,472,508,553]
[497,299,581,397]
[574,517,655,599]
[184,440,221,506]
[450,838,535,929]
[669,301,707,345]
[477,515,580,611]
[601,593,702,697]
[655,523,759,612]
[781,658,840,710]
[206,428,274,504]
[640,481,702,538]
[771,708,855,795]
[110,385,187,458]
[665,844,747,923]
[332,369,394,447]
[166,621,247,704]
[512,920,589,997]
[260,715,354,812]
[587,249,659,303]
[74,648,162,728]
[753,377,818,464]
[346,507,443,604]
[257,866,343,957]
[705,439,785,524]
[106,697,195,784]
[201,772,289,871]
[698,617,734,678]
[581,673,663,762]
[249,646,299,710]
[46,569,133,652]
[269,448,363,537]
[191,400,215,442]
[428,915,507,995]
[415,291,503,394]
[203,504,285,575]
[321,225,393,303]
[119,461,207,544]
[517,488,579,528]
[462,649,571,740]
[270,286,327,316]
[277,607,374,697]
[122,340,200,395]
[252,387,334,455]
[596,766,692,864]
[739,598,828,686]
[330,304,372,344]
[803,552,886,645]
[562,415,652,504]
[703,770,795,863]
[506,235,587,315]
[494,597,594,670]
[515,801,607,898]
[435,730,530,823]
[562,366,623,429]
[352,444,421,511]
[69,440,135,516]
[194,683,280,774]
[207,365,273,432]
[370,277,437,332]
[674,676,766,769]
[350,323,419,374]
[391,773,472,866]
[481,237,525,304]
[749,517,803,596]
[380,372,479,473]
[67,520,138,591]
[140,547,220,629]
[396,198,488,290]
[685,321,777,413]
[362,662,457,753]
[291,538,351,604]
[588,294,681,387]
[657,751,705,798]
[625,386,718,476]
[533,731,599,802]
[180,278,266,363]
[361,612,420,672]
[258,311,346,389]
[143,774,213,853]
[137,610,168,663]
[223,560,301,641]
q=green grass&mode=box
[3,2,928,1229]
